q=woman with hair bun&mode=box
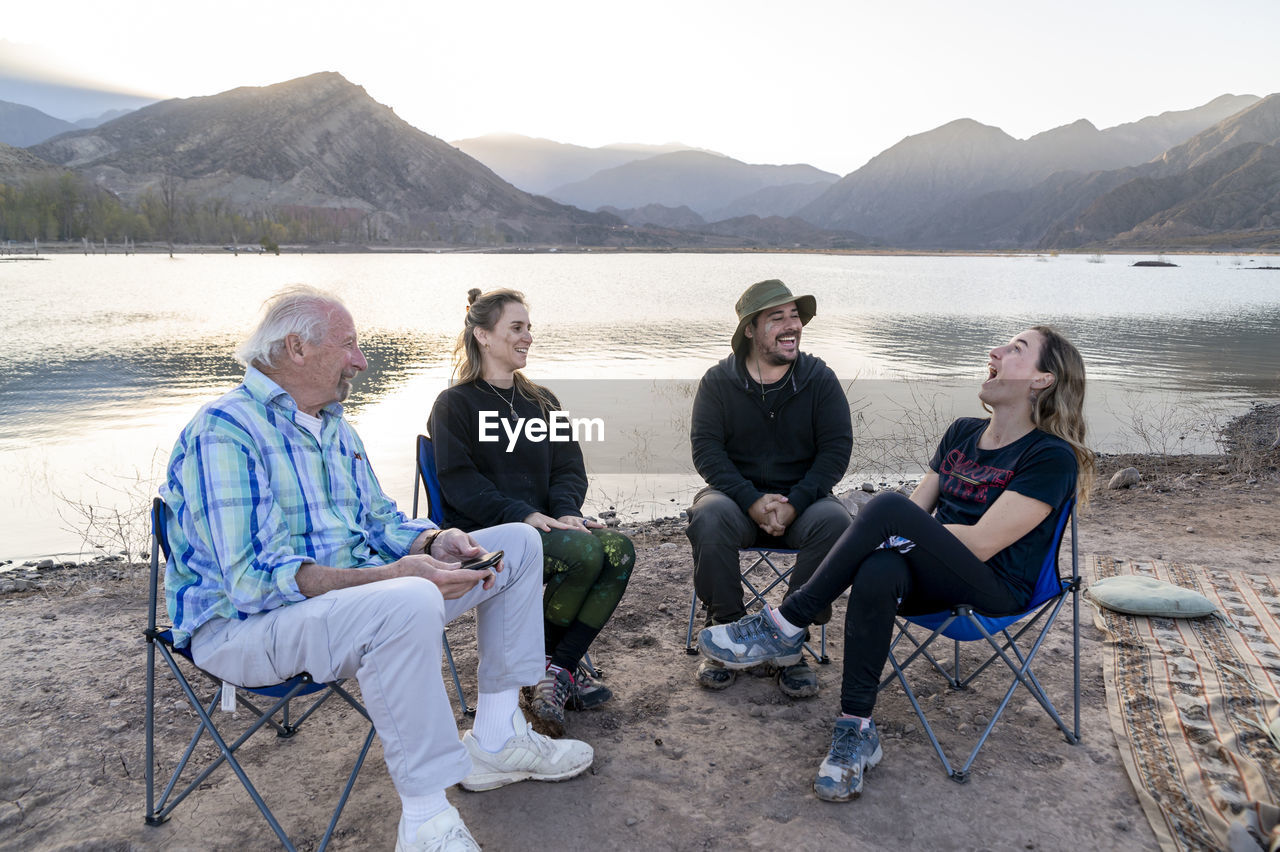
[428,288,634,737]
[698,325,1095,802]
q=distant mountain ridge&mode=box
[0,100,78,147]
[28,72,620,244]
[799,94,1260,242]
[451,133,711,195]
[874,94,1280,250]
[548,150,839,219]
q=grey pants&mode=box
[686,487,852,625]
[191,522,545,796]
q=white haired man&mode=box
[160,285,592,851]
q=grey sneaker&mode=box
[778,660,819,698]
[814,717,882,802]
[696,657,736,689]
[568,662,613,710]
[459,710,593,792]
[698,609,805,669]
[528,666,572,737]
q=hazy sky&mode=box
[1,0,1276,175]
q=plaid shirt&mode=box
[160,367,434,646]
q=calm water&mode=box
[1,251,1277,560]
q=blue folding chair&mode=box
[413,433,473,716]
[143,498,376,851]
[685,547,829,664]
[879,499,1081,782]
[415,433,600,708]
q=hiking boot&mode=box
[527,666,573,737]
[696,657,736,689]
[568,662,612,710]
[813,717,882,802]
[459,710,593,792]
[778,659,819,698]
[698,609,805,669]
[395,806,480,852]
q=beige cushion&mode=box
[1086,575,1220,619]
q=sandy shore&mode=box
[2,409,1277,851]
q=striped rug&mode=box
[1089,556,1280,852]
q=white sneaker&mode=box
[459,710,594,792]
[394,806,479,852]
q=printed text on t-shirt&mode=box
[939,449,1014,504]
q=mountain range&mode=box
[797,94,1260,243]
[0,100,135,147]
[450,134,706,195]
[2,72,1277,251]
[544,150,839,219]
[25,73,622,245]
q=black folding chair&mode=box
[143,498,376,850]
[879,499,1081,782]
[684,547,829,664]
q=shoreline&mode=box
[3,242,1280,258]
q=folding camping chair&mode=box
[879,499,1081,783]
[413,433,474,716]
[414,433,600,715]
[143,498,376,851]
[685,547,829,664]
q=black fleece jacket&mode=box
[690,351,853,516]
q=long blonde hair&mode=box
[451,287,556,413]
[1030,325,1096,507]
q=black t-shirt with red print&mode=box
[929,417,1077,602]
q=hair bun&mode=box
[467,288,482,306]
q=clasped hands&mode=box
[523,512,605,533]
[749,493,796,537]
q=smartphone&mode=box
[461,550,503,572]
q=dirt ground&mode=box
[2,410,1278,852]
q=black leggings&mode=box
[778,491,1024,717]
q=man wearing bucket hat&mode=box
[686,279,853,697]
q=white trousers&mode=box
[191,523,545,795]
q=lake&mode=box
[1,251,1277,561]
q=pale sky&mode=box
[1,0,1276,175]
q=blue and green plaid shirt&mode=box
[160,367,434,646]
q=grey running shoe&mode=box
[777,660,819,698]
[698,609,805,669]
[696,657,736,689]
[528,666,572,737]
[459,710,593,792]
[568,662,613,710]
[814,717,882,802]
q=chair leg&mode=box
[144,636,161,824]
[442,633,474,717]
[685,586,700,655]
[317,724,377,851]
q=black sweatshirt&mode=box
[427,381,587,532]
[690,352,853,516]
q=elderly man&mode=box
[687,279,853,697]
[160,285,591,852]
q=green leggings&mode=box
[540,528,635,668]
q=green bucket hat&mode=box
[731,279,817,357]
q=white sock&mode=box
[398,791,450,845]
[471,689,521,753]
[768,606,804,639]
